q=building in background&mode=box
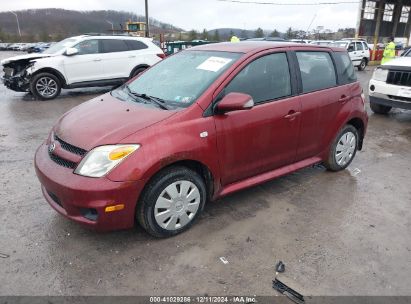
[357,0,411,49]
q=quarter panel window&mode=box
[334,52,357,85]
[124,40,148,50]
[101,39,129,53]
[224,53,292,104]
[73,40,99,55]
[296,51,337,93]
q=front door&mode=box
[63,39,103,84]
[213,51,302,186]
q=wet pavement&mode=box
[0,51,410,296]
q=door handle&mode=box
[93,58,102,61]
[284,111,301,120]
[128,55,136,58]
[338,95,351,103]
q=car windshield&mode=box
[125,50,242,108]
[331,42,349,48]
[43,38,77,54]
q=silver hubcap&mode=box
[154,180,201,231]
[36,77,57,97]
[335,131,356,166]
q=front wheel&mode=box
[30,73,61,100]
[324,125,359,172]
[136,166,206,238]
[370,102,391,114]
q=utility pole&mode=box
[10,11,21,38]
[145,0,150,37]
[106,20,114,35]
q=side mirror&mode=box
[216,92,254,114]
[65,47,78,56]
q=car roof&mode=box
[187,41,344,54]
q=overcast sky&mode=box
[0,0,360,32]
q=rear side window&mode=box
[224,53,291,104]
[296,51,337,93]
[363,42,369,50]
[101,39,129,53]
[356,42,364,51]
[124,40,148,50]
[333,52,357,85]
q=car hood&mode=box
[54,93,177,151]
[382,56,411,67]
[1,53,53,65]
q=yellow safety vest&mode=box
[382,42,396,64]
[230,36,240,43]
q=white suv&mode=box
[1,35,164,100]
[369,56,411,114]
[331,39,370,71]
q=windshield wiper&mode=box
[131,92,171,110]
[122,84,171,110]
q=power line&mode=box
[217,0,359,5]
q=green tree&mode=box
[270,29,280,37]
[213,29,220,42]
[201,28,208,40]
[188,29,198,41]
[240,29,247,39]
[254,27,264,38]
[286,27,296,39]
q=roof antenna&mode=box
[305,13,317,40]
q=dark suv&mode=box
[35,42,368,237]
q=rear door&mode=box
[99,39,131,79]
[347,42,359,66]
[213,50,302,185]
[292,49,346,160]
[63,39,103,83]
[356,42,366,62]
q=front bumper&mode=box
[34,143,145,232]
[369,79,411,110]
[1,75,30,92]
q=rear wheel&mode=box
[358,58,367,71]
[136,166,206,238]
[130,67,147,79]
[324,125,359,172]
[30,73,61,100]
[370,102,392,114]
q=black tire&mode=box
[136,166,207,238]
[357,58,367,71]
[370,102,392,114]
[130,67,147,79]
[30,72,61,100]
[324,124,359,172]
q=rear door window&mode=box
[124,40,148,50]
[333,52,357,85]
[356,42,364,51]
[363,42,369,50]
[101,39,129,53]
[296,51,337,93]
[224,52,292,104]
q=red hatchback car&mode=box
[35,42,368,237]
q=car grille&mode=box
[387,70,411,86]
[54,134,87,156]
[3,67,14,77]
[48,151,77,169]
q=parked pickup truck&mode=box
[369,56,411,114]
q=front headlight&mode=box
[372,68,388,82]
[74,144,140,178]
